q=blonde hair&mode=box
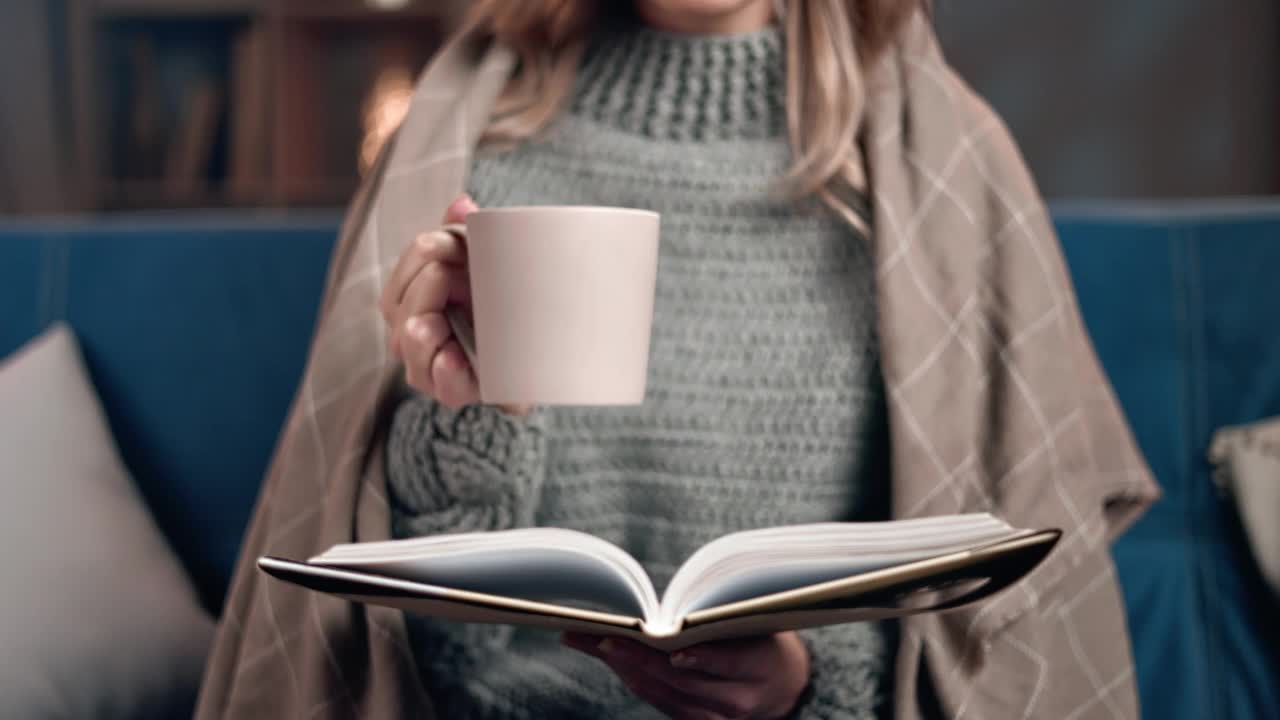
[466,0,920,225]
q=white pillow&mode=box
[1210,415,1280,601]
[0,325,214,718]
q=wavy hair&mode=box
[465,0,921,225]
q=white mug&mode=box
[442,206,660,406]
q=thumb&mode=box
[444,194,478,225]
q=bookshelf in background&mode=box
[269,2,447,206]
[69,0,460,212]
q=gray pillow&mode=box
[0,325,215,718]
[1210,415,1280,601]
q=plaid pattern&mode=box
[195,13,1157,720]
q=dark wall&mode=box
[3,1,1278,211]
[935,0,1280,199]
[0,0,68,213]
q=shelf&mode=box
[69,0,462,212]
[99,180,256,210]
[90,0,454,21]
[97,178,360,210]
[270,178,363,206]
[91,0,264,18]
[271,0,456,22]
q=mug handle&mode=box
[440,223,480,370]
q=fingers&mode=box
[395,261,469,330]
[399,313,451,395]
[443,193,478,225]
[604,638,757,718]
[616,672,727,720]
[498,402,533,417]
[402,318,479,407]
[430,340,480,409]
[380,193,490,409]
[398,312,481,406]
[390,260,469,359]
[380,229,467,331]
[562,635,753,720]
[562,632,605,656]
[382,192,474,356]
[670,637,775,681]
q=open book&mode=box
[260,514,1058,651]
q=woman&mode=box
[383,0,893,716]
[196,1,1156,719]
[382,1,900,718]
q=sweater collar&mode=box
[571,21,787,142]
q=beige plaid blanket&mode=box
[195,12,1158,719]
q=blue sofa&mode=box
[2,203,1277,719]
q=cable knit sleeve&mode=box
[793,621,894,720]
[385,392,546,539]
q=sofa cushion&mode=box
[0,325,214,719]
[1057,202,1280,720]
[0,214,339,611]
[1210,415,1280,599]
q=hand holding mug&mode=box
[382,197,660,409]
[379,194,528,414]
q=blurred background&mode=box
[0,0,468,215]
[1,3,1278,720]
[0,0,1276,215]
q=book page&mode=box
[258,556,646,631]
[656,514,1022,628]
[312,528,659,620]
[677,529,1061,631]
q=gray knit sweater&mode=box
[387,23,891,720]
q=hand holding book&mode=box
[561,630,811,720]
